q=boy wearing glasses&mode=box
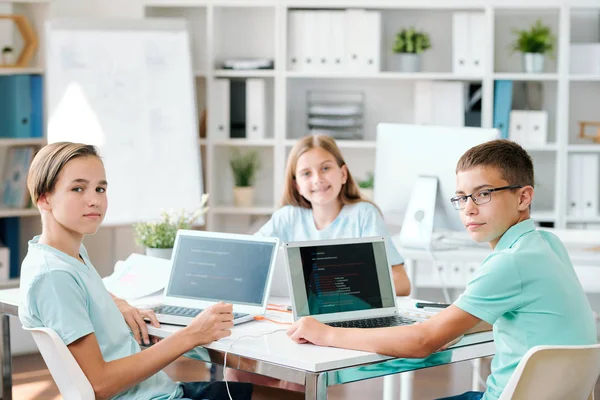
[286,140,597,400]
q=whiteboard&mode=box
[46,18,203,225]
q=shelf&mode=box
[522,143,557,152]
[0,279,20,289]
[568,145,600,153]
[212,139,275,147]
[0,137,46,146]
[211,206,275,215]
[0,0,50,3]
[284,139,376,149]
[532,211,556,221]
[0,67,44,75]
[214,69,275,78]
[569,75,600,82]
[146,0,275,7]
[285,71,482,81]
[493,73,558,81]
[0,208,38,218]
[566,215,600,223]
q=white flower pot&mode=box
[522,53,545,73]
[145,247,173,260]
[360,188,374,201]
[233,186,255,207]
[1,53,14,66]
[396,53,421,73]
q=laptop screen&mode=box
[166,235,277,306]
[286,239,396,318]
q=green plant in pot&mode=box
[392,27,431,72]
[511,19,555,73]
[133,194,209,259]
[230,148,260,207]
[358,172,375,201]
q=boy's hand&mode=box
[287,317,333,346]
[186,302,234,346]
[113,297,161,346]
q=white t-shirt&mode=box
[256,202,404,265]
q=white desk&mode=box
[0,290,494,400]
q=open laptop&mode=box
[283,237,418,328]
[153,230,279,326]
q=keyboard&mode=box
[325,315,416,329]
[153,305,248,320]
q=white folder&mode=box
[452,13,470,74]
[302,11,319,72]
[0,247,9,283]
[362,10,381,73]
[210,79,230,140]
[288,11,304,71]
[468,12,486,76]
[414,81,433,125]
[345,9,365,73]
[582,154,599,218]
[246,78,266,140]
[314,11,331,73]
[330,11,346,73]
[568,155,584,217]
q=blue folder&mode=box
[30,75,44,138]
[0,75,32,138]
[493,80,513,139]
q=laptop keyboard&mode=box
[326,315,416,329]
[153,305,249,320]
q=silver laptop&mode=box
[283,237,417,328]
[153,230,279,326]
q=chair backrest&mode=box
[499,343,600,400]
[24,327,95,400]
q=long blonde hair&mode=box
[281,135,376,210]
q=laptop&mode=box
[153,230,279,326]
[283,237,418,328]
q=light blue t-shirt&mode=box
[455,219,597,400]
[256,202,404,265]
[19,237,184,400]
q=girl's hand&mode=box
[113,297,161,345]
[287,317,334,346]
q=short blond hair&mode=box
[281,134,375,209]
[27,142,100,205]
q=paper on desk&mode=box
[103,253,171,300]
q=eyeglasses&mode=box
[450,185,523,210]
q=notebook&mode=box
[283,237,417,328]
[153,230,279,326]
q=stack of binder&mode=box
[568,154,599,218]
[307,91,364,140]
[288,9,381,74]
[0,74,44,138]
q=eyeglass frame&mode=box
[449,185,524,210]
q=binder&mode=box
[414,81,433,125]
[452,13,470,74]
[302,11,318,72]
[582,154,599,218]
[314,11,331,73]
[567,155,584,217]
[362,10,381,73]
[288,11,304,71]
[30,75,44,138]
[0,218,20,279]
[230,80,246,138]
[210,79,230,140]
[0,75,32,138]
[344,9,365,73]
[246,78,266,140]
[468,13,486,76]
[414,81,465,126]
[493,80,513,139]
[0,246,9,283]
[329,11,346,73]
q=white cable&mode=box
[223,328,288,400]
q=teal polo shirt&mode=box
[454,219,597,400]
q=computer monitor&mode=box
[373,123,500,233]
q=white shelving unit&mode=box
[141,1,600,233]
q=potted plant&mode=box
[358,172,375,201]
[511,19,555,73]
[230,148,260,207]
[1,46,14,66]
[133,194,209,259]
[392,27,431,72]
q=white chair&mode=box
[24,327,95,400]
[499,343,600,400]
